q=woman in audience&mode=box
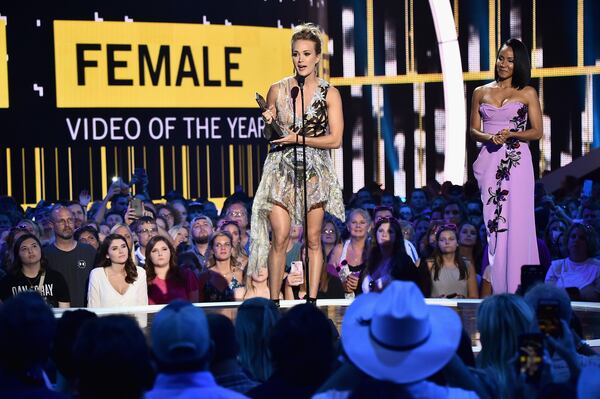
[544,217,569,260]
[419,225,478,298]
[88,233,148,308]
[198,231,244,302]
[74,225,100,250]
[236,297,280,382]
[223,201,251,253]
[458,222,484,275]
[321,216,342,262]
[361,217,422,294]
[239,265,271,300]
[476,294,534,399]
[417,219,444,259]
[329,208,372,298]
[145,236,199,304]
[0,233,70,308]
[545,222,600,301]
[219,219,249,270]
[168,224,189,250]
[110,223,135,256]
[157,203,181,230]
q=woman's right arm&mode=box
[262,83,280,124]
[470,86,503,145]
[87,270,101,308]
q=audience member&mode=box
[223,201,251,253]
[0,233,70,307]
[458,222,484,275]
[208,313,259,393]
[361,217,423,295]
[146,301,247,398]
[420,225,478,299]
[168,224,190,251]
[146,235,199,304]
[247,304,335,399]
[190,215,214,271]
[545,223,600,301]
[73,315,154,399]
[329,209,372,299]
[43,205,96,307]
[318,281,478,398]
[157,203,181,230]
[51,309,98,396]
[240,265,271,300]
[219,219,249,270]
[67,201,86,229]
[198,231,244,302]
[321,216,342,262]
[132,216,158,267]
[409,188,430,216]
[88,233,148,308]
[544,217,570,260]
[74,225,100,250]
[236,297,281,383]
[0,292,68,399]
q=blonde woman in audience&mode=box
[168,224,190,250]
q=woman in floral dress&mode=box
[469,38,543,293]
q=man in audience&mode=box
[44,205,96,307]
[0,292,68,398]
[133,216,158,267]
[247,304,335,399]
[67,201,86,229]
[316,281,479,398]
[207,313,258,394]
[146,300,247,398]
[73,315,154,399]
[410,188,430,217]
[190,215,213,271]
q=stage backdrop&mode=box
[0,0,331,205]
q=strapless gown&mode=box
[473,102,539,293]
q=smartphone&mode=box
[537,300,562,338]
[520,265,545,295]
[517,333,544,384]
[582,179,593,198]
[289,261,304,286]
[130,198,144,218]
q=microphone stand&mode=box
[297,76,310,300]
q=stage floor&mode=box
[54,298,600,352]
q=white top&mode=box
[87,266,148,308]
[545,257,600,290]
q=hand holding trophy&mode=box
[256,92,285,141]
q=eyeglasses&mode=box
[227,210,246,217]
[138,228,158,234]
[322,228,335,234]
[54,218,75,226]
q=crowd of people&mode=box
[0,174,598,397]
[0,170,599,308]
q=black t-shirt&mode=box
[43,242,96,307]
[0,269,70,308]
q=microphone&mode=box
[295,75,305,88]
[290,86,300,100]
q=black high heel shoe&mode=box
[271,298,280,308]
[306,297,317,305]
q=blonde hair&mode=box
[291,23,323,55]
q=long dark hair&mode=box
[494,38,531,89]
[10,233,48,275]
[94,234,138,284]
[144,235,185,284]
[430,226,469,281]
[458,222,484,274]
[366,218,408,277]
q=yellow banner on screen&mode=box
[0,19,8,108]
[54,21,293,108]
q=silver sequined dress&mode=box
[247,77,345,275]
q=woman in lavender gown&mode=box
[470,38,543,294]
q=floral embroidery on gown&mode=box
[473,102,539,293]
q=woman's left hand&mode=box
[271,133,300,146]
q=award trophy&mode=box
[255,92,285,141]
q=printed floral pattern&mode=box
[486,105,528,238]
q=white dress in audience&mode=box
[545,257,600,290]
[87,266,148,308]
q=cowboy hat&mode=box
[341,281,461,383]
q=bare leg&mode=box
[305,207,325,299]
[268,205,291,300]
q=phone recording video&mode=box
[537,300,563,338]
[517,333,544,384]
